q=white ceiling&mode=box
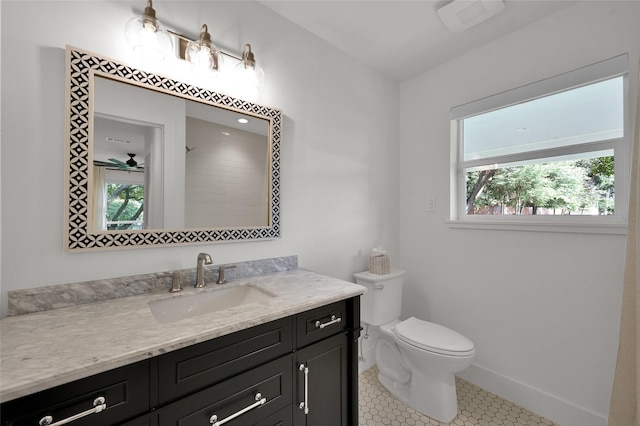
[259,0,578,82]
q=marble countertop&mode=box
[0,269,365,403]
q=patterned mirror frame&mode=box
[65,46,281,251]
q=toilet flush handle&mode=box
[374,283,385,290]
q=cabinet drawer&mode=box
[157,317,293,405]
[295,300,348,348]
[1,360,149,426]
[251,405,292,426]
[120,415,154,426]
[157,355,293,426]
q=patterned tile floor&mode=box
[359,366,560,426]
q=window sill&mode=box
[447,219,627,235]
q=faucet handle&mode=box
[216,264,237,285]
[170,271,183,293]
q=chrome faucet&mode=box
[195,253,213,288]
[216,264,237,285]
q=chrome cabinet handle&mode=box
[209,393,266,426]
[315,315,342,329]
[38,397,106,426]
[298,363,309,415]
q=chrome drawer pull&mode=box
[298,363,309,415]
[38,397,106,426]
[315,315,342,329]
[209,393,266,426]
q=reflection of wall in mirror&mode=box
[185,117,269,228]
[93,77,186,229]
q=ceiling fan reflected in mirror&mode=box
[94,153,144,171]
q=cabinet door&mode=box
[294,333,349,426]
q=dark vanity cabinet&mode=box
[1,297,360,426]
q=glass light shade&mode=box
[185,41,223,72]
[233,62,265,92]
[125,15,173,62]
[185,25,223,73]
[232,45,265,95]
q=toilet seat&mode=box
[393,317,475,357]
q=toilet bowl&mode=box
[354,270,475,423]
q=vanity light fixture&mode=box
[185,24,223,72]
[126,1,266,92]
[124,0,173,61]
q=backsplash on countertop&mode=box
[8,256,298,316]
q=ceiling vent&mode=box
[105,136,132,144]
[437,0,505,33]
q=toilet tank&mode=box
[354,269,405,326]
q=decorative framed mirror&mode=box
[64,46,281,251]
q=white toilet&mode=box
[354,269,475,423]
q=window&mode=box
[106,182,145,230]
[451,55,629,231]
[102,169,146,230]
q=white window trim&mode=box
[446,219,627,235]
[449,54,631,235]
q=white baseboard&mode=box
[458,363,607,426]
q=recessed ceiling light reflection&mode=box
[237,118,249,124]
[221,131,231,136]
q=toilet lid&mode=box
[393,317,474,357]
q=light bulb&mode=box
[185,25,223,73]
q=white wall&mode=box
[0,0,3,315]
[399,2,639,425]
[94,76,187,228]
[185,119,268,228]
[0,1,399,316]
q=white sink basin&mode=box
[148,284,276,324]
